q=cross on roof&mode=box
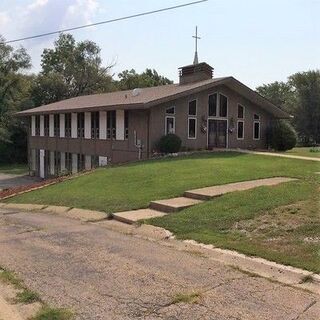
[192,26,200,65]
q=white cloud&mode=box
[0,11,10,29]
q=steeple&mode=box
[192,26,200,65]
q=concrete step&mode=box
[149,197,203,213]
[112,208,167,224]
[184,177,296,200]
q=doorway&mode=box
[208,119,227,148]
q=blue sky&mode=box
[1,0,319,88]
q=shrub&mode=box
[157,134,182,153]
[270,120,297,151]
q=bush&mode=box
[270,120,297,151]
[157,134,182,153]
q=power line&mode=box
[4,0,208,44]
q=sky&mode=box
[0,0,319,88]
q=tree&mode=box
[0,36,32,163]
[256,81,295,114]
[32,33,115,106]
[117,68,172,90]
[256,71,320,145]
[0,36,31,142]
[289,71,320,145]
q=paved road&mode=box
[0,208,319,320]
[0,173,40,191]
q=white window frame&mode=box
[237,104,245,119]
[165,106,175,115]
[165,116,175,135]
[218,93,228,118]
[208,92,218,117]
[188,117,197,139]
[188,99,197,116]
[253,120,261,140]
[237,120,244,140]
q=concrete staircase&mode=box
[112,177,296,224]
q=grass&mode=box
[30,307,73,320]
[149,178,320,273]
[0,163,28,175]
[5,152,320,213]
[171,292,201,304]
[0,267,73,319]
[282,147,320,158]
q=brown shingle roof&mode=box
[17,77,290,118]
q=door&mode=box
[208,120,227,148]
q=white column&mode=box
[60,114,65,138]
[40,115,44,137]
[60,152,66,172]
[31,116,36,136]
[71,113,77,138]
[72,153,78,174]
[39,149,45,178]
[50,151,55,175]
[84,112,91,139]
[116,110,125,140]
[49,114,54,137]
[31,149,36,171]
[99,111,107,140]
[85,155,91,170]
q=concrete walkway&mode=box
[233,149,320,162]
[113,177,296,223]
[0,173,40,191]
[185,177,296,200]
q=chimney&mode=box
[179,62,214,85]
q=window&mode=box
[237,121,244,139]
[254,113,260,120]
[188,118,197,139]
[44,115,49,136]
[54,151,61,175]
[188,100,197,116]
[91,155,99,168]
[125,110,129,140]
[54,114,60,137]
[65,113,71,137]
[166,106,175,114]
[91,112,99,139]
[77,113,84,138]
[35,115,40,136]
[219,94,228,117]
[165,116,175,134]
[238,105,244,119]
[253,121,260,140]
[65,152,72,172]
[107,111,116,139]
[208,93,217,117]
[77,154,85,171]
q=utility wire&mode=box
[4,0,208,44]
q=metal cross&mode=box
[192,26,201,53]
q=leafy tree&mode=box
[257,71,320,145]
[32,33,115,106]
[289,71,320,145]
[0,36,32,163]
[117,68,172,90]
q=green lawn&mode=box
[5,152,319,213]
[282,147,320,158]
[5,152,320,272]
[0,163,28,175]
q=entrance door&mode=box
[208,119,227,148]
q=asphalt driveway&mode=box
[0,173,40,191]
[0,208,319,320]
